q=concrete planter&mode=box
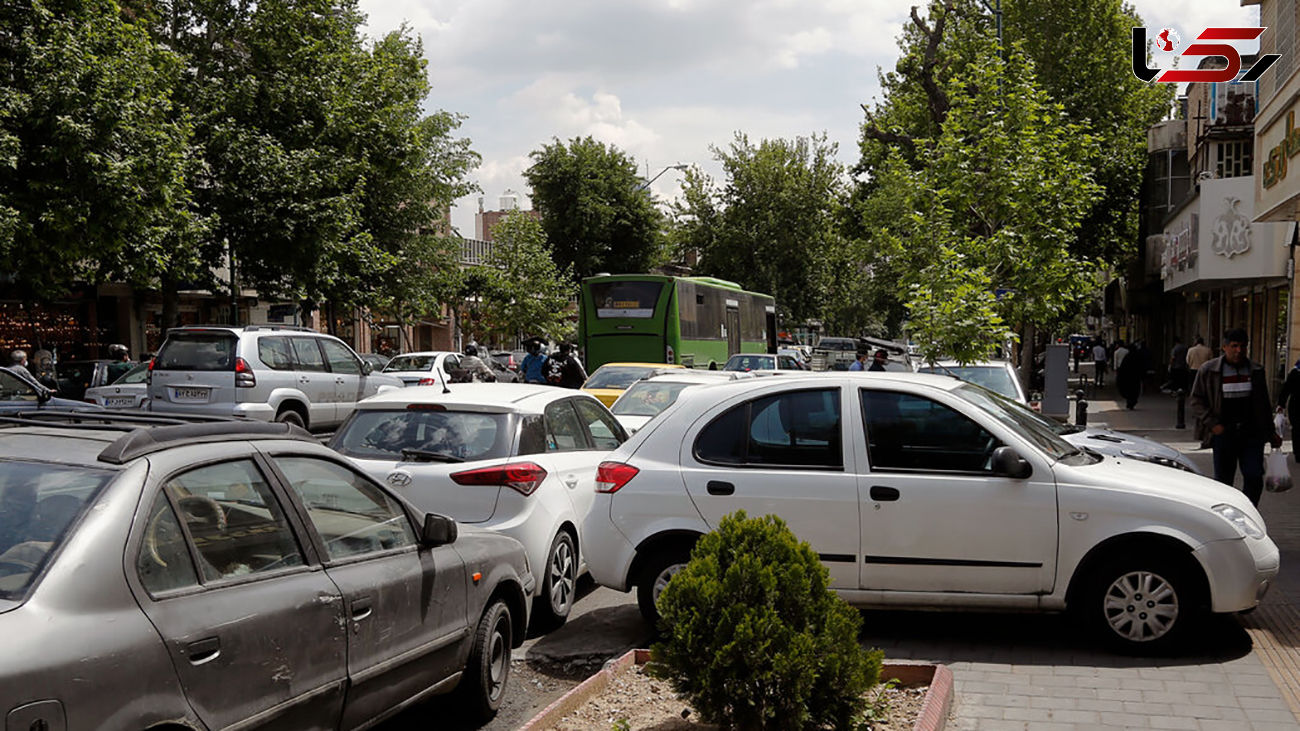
[520,650,954,731]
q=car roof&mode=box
[354,383,585,413]
[672,372,962,401]
[917,360,1010,368]
[594,362,682,369]
[388,351,457,357]
[634,372,748,385]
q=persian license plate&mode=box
[173,387,210,402]
[106,396,136,408]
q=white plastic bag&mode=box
[1265,449,1293,493]
[1275,412,1291,441]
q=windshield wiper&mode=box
[400,448,464,463]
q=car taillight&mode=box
[450,462,548,496]
[235,357,256,388]
[595,461,639,493]
[417,377,437,386]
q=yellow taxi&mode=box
[581,362,685,408]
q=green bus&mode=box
[578,274,777,370]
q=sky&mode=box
[355,0,1262,237]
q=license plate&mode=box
[106,396,136,408]
[173,387,210,402]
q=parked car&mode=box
[0,366,102,412]
[582,362,685,408]
[722,353,804,372]
[147,325,403,430]
[487,357,519,383]
[610,371,751,434]
[777,347,809,369]
[383,351,462,387]
[54,359,136,401]
[360,352,391,372]
[330,383,628,629]
[83,362,150,409]
[917,360,1201,474]
[582,373,1277,651]
[491,351,518,372]
[0,412,533,729]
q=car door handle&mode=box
[707,480,735,496]
[869,485,900,502]
[186,637,221,665]
[351,596,373,621]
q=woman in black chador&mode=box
[1117,340,1147,410]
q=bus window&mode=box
[590,281,664,318]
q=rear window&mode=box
[384,355,437,372]
[332,409,513,462]
[155,333,237,371]
[112,363,150,385]
[612,381,693,417]
[584,366,657,390]
[723,355,774,371]
[0,461,115,599]
[816,338,857,351]
[589,281,664,319]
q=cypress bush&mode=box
[649,511,883,730]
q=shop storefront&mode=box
[1255,64,1300,376]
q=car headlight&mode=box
[1212,504,1266,539]
[1120,450,1195,473]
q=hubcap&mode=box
[487,617,509,701]
[549,538,576,615]
[1103,570,1179,642]
[651,563,686,605]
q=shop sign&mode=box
[1160,215,1199,280]
[1210,197,1252,258]
[1262,110,1300,189]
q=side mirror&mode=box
[420,513,458,547]
[991,446,1033,479]
[362,361,374,375]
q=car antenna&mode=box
[438,356,452,394]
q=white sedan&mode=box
[329,383,629,629]
[610,371,752,434]
[583,373,1277,651]
[83,362,150,409]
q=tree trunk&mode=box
[1019,322,1036,389]
[160,274,180,337]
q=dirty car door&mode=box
[130,455,347,730]
[267,453,471,727]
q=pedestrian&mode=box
[1167,336,1190,393]
[1277,358,1300,460]
[867,349,889,372]
[1092,339,1108,386]
[848,352,869,371]
[1112,340,1129,374]
[1117,340,1145,410]
[1186,336,1213,371]
[520,340,548,384]
[544,343,588,389]
[8,350,33,383]
[29,349,58,391]
[106,344,132,383]
[1189,328,1282,506]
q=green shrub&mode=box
[649,511,883,730]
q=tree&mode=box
[671,133,846,326]
[0,0,196,300]
[524,136,667,280]
[465,211,573,345]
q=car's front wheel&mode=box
[459,599,512,723]
[1078,552,1205,653]
[533,531,577,629]
[636,548,691,627]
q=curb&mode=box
[519,650,953,730]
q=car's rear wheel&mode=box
[533,531,577,629]
[636,547,691,627]
[1078,552,1205,653]
[275,407,306,429]
[459,599,511,723]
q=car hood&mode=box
[1061,426,1201,474]
[1054,451,1258,518]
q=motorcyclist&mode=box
[457,344,497,383]
[106,344,133,383]
[543,343,588,389]
[520,340,548,384]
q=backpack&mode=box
[545,356,565,384]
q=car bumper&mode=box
[581,495,637,592]
[1195,535,1279,613]
[149,400,275,421]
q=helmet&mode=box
[109,343,129,357]
[464,344,478,356]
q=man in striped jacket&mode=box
[1189,328,1282,505]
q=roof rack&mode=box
[169,324,315,333]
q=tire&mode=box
[275,407,306,429]
[459,599,512,723]
[636,547,692,627]
[532,531,578,630]
[1078,552,1205,654]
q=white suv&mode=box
[583,373,1279,651]
[148,326,403,430]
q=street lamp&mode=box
[636,163,688,191]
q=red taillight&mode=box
[595,461,639,494]
[407,402,446,411]
[417,377,437,386]
[147,358,155,372]
[450,462,547,496]
[234,357,256,388]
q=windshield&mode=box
[918,365,1021,401]
[612,381,694,416]
[0,461,115,599]
[384,355,438,372]
[584,366,657,390]
[950,384,1076,459]
[724,355,774,371]
[332,409,512,462]
[155,333,237,371]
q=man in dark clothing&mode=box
[106,344,133,383]
[1117,340,1146,410]
[867,349,889,372]
[1167,336,1190,393]
[544,343,588,388]
[1277,358,1300,459]
[1190,328,1282,506]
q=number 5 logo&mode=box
[1132,27,1280,83]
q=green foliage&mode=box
[524,136,667,280]
[671,133,847,326]
[650,511,882,730]
[906,250,1015,365]
[464,211,574,344]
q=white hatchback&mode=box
[330,383,629,629]
[583,373,1279,651]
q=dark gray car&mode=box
[0,414,533,730]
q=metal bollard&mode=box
[1074,389,1087,427]
[1175,388,1186,429]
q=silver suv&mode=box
[148,325,403,429]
